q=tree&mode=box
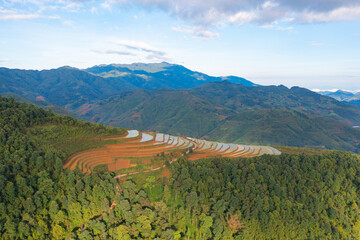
[200,216,213,239]
[227,214,244,233]
[51,224,66,240]
[144,176,156,193]
[116,225,131,240]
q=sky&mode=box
[1,0,360,90]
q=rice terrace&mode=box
[63,129,281,175]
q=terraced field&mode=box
[188,138,280,160]
[63,129,281,174]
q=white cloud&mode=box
[112,40,166,56]
[61,2,82,12]
[111,39,171,62]
[90,6,97,14]
[296,6,360,23]
[172,26,219,40]
[0,7,16,15]
[101,2,111,10]
[3,0,360,28]
[102,0,360,26]
[0,1,82,21]
[101,0,128,10]
[260,22,294,31]
[93,49,136,56]
[276,26,293,31]
[311,41,326,46]
[62,19,74,26]
[0,13,40,20]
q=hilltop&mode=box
[85,62,257,89]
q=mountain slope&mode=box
[208,109,360,152]
[0,92,71,115]
[71,88,235,137]
[0,66,134,107]
[189,81,360,125]
[72,83,360,153]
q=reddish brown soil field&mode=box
[64,130,279,174]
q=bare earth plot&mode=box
[63,129,281,174]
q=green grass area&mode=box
[93,164,109,173]
[27,122,126,160]
[114,164,152,175]
[124,167,171,202]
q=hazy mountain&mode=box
[316,89,360,108]
[317,89,360,100]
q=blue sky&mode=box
[1,0,360,90]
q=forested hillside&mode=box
[72,84,360,153]
[1,96,360,239]
[207,109,360,153]
[190,81,360,125]
[0,92,71,116]
[170,152,360,239]
[0,67,133,107]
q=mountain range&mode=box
[0,62,256,107]
[0,62,359,153]
[316,89,360,108]
[68,81,360,153]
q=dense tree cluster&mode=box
[169,153,360,239]
[1,96,360,239]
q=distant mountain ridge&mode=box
[85,62,258,89]
[0,62,257,107]
[316,89,360,108]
